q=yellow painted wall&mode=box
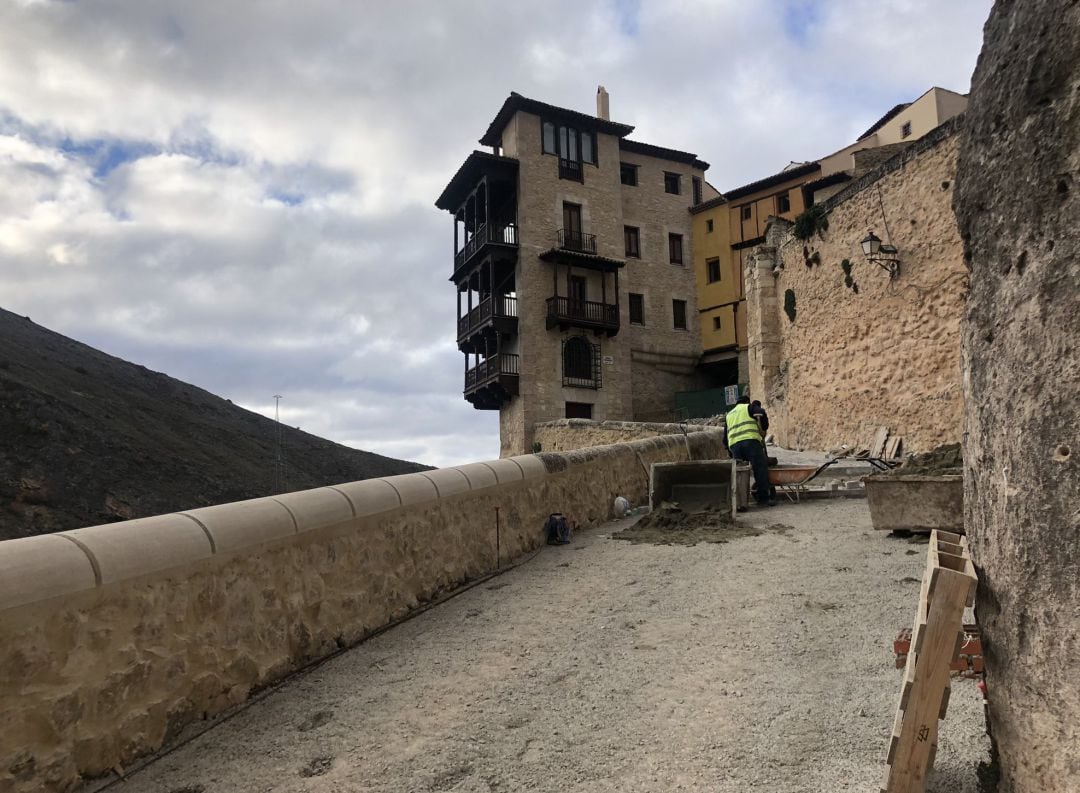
[709,173,811,354]
[691,202,738,352]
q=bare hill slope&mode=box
[0,308,430,539]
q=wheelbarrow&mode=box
[766,459,840,502]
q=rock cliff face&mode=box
[953,2,1080,790]
[0,307,430,539]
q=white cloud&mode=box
[0,0,992,468]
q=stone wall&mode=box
[0,430,725,792]
[533,418,726,453]
[746,122,967,453]
[953,2,1080,790]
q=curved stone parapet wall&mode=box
[0,430,725,792]
[533,418,721,453]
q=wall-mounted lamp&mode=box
[860,230,900,278]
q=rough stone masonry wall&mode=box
[953,2,1080,790]
[508,112,634,455]
[0,430,725,793]
[618,148,706,423]
[753,126,967,453]
[533,418,727,453]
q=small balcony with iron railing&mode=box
[457,294,518,353]
[558,158,584,183]
[545,296,619,336]
[453,221,519,279]
[557,229,596,254]
[463,353,520,410]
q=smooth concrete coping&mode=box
[62,514,214,585]
[453,462,498,490]
[0,534,98,611]
[479,459,523,485]
[273,487,355,533]
[182,497,296,555]
[380,472,439,506]
[332,478,402,517]
[507,454,547,480]
[419,468,470,498]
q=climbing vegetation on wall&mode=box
[840,259,860,294]
[793,204,829,241]
[783,289,797,322]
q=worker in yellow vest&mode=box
[725,395,777,507]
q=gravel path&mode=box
[110,499,988,793]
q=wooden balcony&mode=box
[457,295,518,353]
[545,296,619,336]
[452,222,518,281]
[464,353,520,410]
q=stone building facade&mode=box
[743,118,968,453]
[437,91,714,456]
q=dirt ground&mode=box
[100,498,989,793]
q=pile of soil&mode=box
[0,308,431,539]
[611,502,791,546]
[895,443,963,476]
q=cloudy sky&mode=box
[0,0,992,467]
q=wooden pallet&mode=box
[882,530,977,793]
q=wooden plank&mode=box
[870,426,889,458]
[883,532,978,793]
[884,568,972,792]
[885,435,902,459]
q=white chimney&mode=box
[596,85,610,120]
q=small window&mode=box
[673,299,688,330]
[706,257,721,283]
[901,121,912,138]
[706,219,714,233]
[565,401,593,419]
[581,131,595,165]
[713,316,722,331]
[542,121,556,154]
[741,205,752,221]
[629,293,645,325]
[692,176,702,206]
[668,233,683,265]
[624,225,640,258]
[620,163,638,186]
[664,171,681,195]
[777,192,791,213]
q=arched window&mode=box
[563,336,600,388]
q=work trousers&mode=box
[731,439,771,505]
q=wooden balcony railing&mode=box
[557,228,597,254]
[457,295,518,338]
[545,296,618,330]
[464,353,520,392]
[454,222,518,271]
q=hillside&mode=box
[0,308,430,540]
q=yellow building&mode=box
[691,87,968,385]
[691,163,819,383]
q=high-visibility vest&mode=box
[726,403,763,446]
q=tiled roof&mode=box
[857,102,910,141]
[619,139,709,170]
[723,162,821,201]
[435,150,518,212]
[479,92,635,147]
